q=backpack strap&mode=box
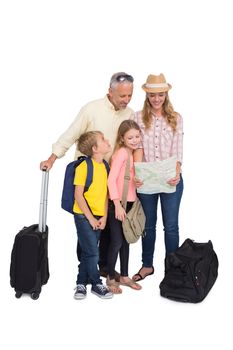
[83,156,94,191]
[103,159,110,174]
[83,157,109,191]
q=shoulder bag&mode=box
[121,152,146,244]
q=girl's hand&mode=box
[134,177,143,188]
[115,203,126,222]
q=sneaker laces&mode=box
[74,284,86,292]
[96,284,108,293]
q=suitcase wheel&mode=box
[31,292,40,300]
[15,291,23,299]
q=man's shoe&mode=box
[91,284,113,299]
[74,284,87,300]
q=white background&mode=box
[0,0,232,349]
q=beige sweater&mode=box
[52,95,134,162]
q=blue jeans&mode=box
[138,176,183,267]
[74,214,102,286]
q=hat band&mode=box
[145,83,168,88]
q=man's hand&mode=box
[40,154,57,171]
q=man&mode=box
[40,72,134,279]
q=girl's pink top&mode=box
[108,147,136,202]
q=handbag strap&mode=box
[121,149,131,210]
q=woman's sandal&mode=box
[106,276,122,294]
[132,266,154,282]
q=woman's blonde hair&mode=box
[142,93,178,132]
[113,119,141,154]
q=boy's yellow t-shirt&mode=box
[73,159,108,216]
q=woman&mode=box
[131,73,184,282]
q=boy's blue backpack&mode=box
[61,156,110,214]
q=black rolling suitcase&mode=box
[10,169,50,299]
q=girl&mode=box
[107,120,142,294]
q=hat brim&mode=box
[142,83,172,93]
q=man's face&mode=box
[108,82,133,110]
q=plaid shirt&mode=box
[131,111,183,163]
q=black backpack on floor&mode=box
[159,239,218,303]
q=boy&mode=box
[73,131,113,299]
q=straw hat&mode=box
[142,73,172,93]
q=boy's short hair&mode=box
[77,131,102,157]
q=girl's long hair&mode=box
[142,93,178,132]
[113,119,141,154]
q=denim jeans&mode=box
[74,214,102,286]
[77,219,111,269]
[138,175,183,267]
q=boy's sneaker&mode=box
[74,284,87,300]
[91,284,113,299]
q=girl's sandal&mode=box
[106,276,122,294]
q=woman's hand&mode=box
[167,173,180,186]
[167,161,181,186]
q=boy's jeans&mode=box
[74,214,102,286]
[138,175,184,267]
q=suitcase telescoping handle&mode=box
[38,169,49,233]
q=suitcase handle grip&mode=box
[39,170,49,232]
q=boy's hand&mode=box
[97,216,107,230]
[89,217,101,230]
